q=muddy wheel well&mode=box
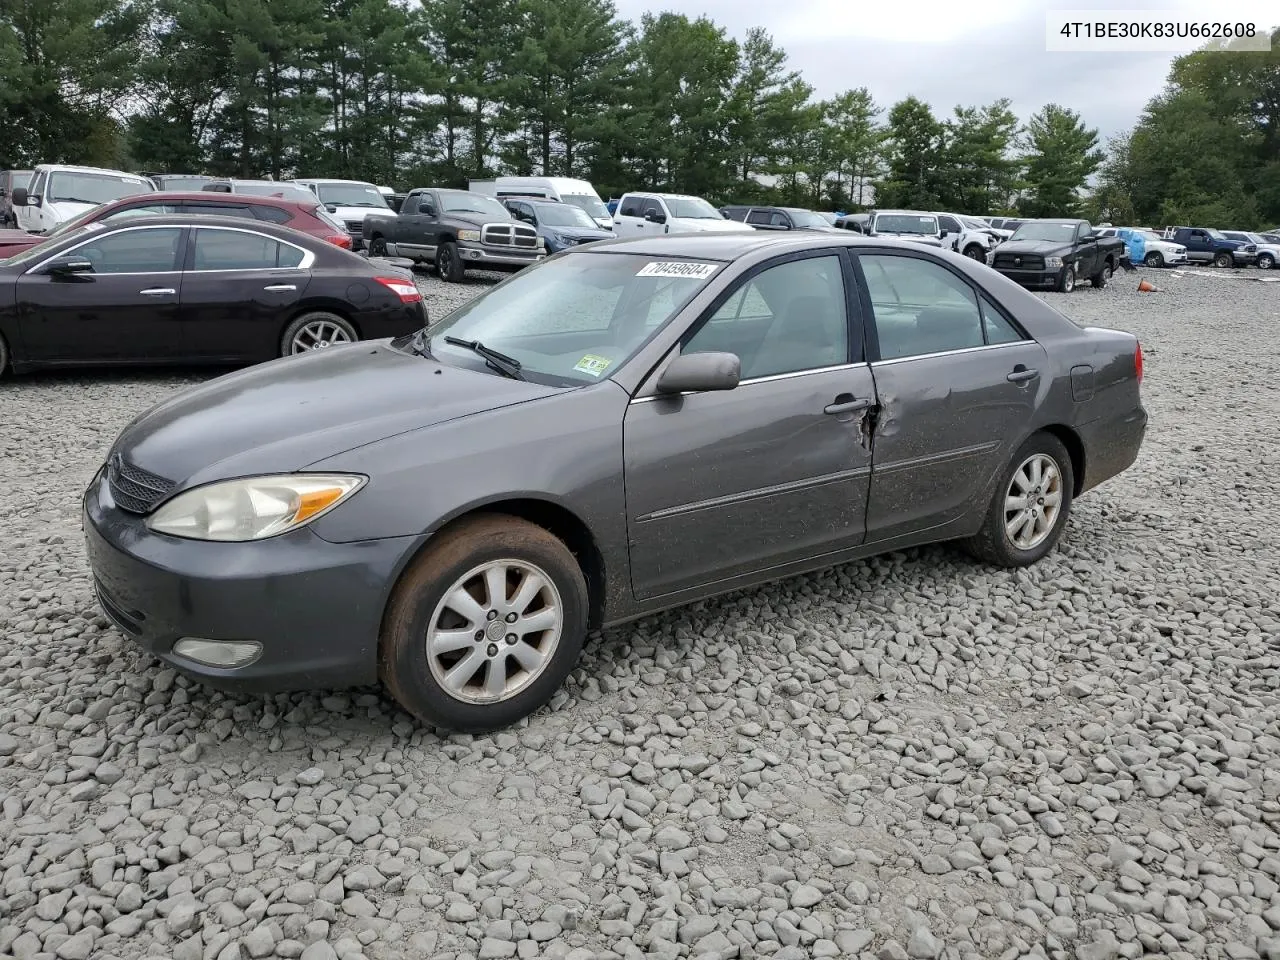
[1043,424,1086,496]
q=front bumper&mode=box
[994,267,1061,288]
[457,241,544,269]
[82,468,415,693]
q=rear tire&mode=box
[1213,251,1233,268]
[963,432,1075,568]
[280,311,357,357]
[436,240,464,283]
[1091,259,1112,288]
[1144,251,1164,268]
[379,513,589,733]
[368,236,387,258]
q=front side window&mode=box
[683,255,848,380]
[938,215,962,233]
[47,172,153,206]
[50,227,183,274]
[427,253,721,386]
[860,254,985,360]
[437,191,508,218]
[191,229,305,270]
[619,196,642,218]
[665,197,722,219]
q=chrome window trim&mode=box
[188,225,316,272]
[871,340,1034,367]
[27,223,188,275]
[630,361,870,403]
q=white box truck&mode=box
[468,176,612,230]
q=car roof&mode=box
[292,178,375,185]
[36,164,152,178]
[577,231,953,260]
[104,191,305,207]
[65,213,319,236]
[875,209,935,216]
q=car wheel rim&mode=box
[371,240,385,256]
[1004,454,1063,551]
[1064,272,1073,292]
[1104,265,1112,280]
[291,320,351,354]
[440,249,452,275]
[426,559,563,705]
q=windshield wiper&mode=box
[407,328,433,359]
[443,336,524,380]
[51,197,100,205]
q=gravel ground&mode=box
[2,262,1280,960]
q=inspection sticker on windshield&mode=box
[636,261,719,280]
[573,354,612,377]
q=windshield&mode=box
[960,216,989,230]
[1205,228,1225,239]
[157,176,210,191]
[47,172,153,205]
[562,193,609,220]
[666,197,723,219]
[0,223,103,266]
[537,204,598,228]
[316,182,388,208]
[818,212,839,224]
[439,191,510,218]
[1011,222,1078,242]
[1135,229,1162,241]
[426,253,721,385]
[875,214,938,235]
[787,209,829,228]
[234,182,313,202]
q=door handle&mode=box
[824,395,873,415]
[263,284,297,292]
[139,287,175,296]
[1007,367,1039,383]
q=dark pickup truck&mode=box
[990,219,1127,292]
[362,187,545,282]
[1167,227,1256,267]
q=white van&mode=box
[612,192,754,236]
[291,178,392,250]
[468,177,611,230]
[14,165,156,234]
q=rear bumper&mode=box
[1078,404,1148,494]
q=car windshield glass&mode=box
[1011,222,1077,242]
[818,212,839,224]
[0,223,102,266]
[426,253,721,386]
[47,172,152,205]
[158,176,210,191]
[786,209,828,228]
[1205,228,1225,239]
[561,194,609,220]
[1135,230,1161,241]
[876,214,937,234]
[961,216,988,230]
[536,204,597,228]
[12,172,32,189]
[665,197,722,219]
[316,183,388,208]
[439,191,510,218]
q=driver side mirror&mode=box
[12,187,36,207]
[47,258,95,277]
[1080,234,1096,243]
[656,352,740,394]
[644,210,667,224]
[325,203,338,213]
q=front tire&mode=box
[1056,266,1075,293]
[1144,251,1164,268]
[280,312,357,357]
[963,244,986,261]
[1258,253,1275,270]
[436,240,464,283]
[963,432,1075,568]
[1213,251,1233,268]
[379,514,589,733]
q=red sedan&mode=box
[0,193,352,258]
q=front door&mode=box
[854,250,1047,544]
[624,251,876,600]
[16,225,186,363]
[393,193,435,260]
[178,225,307,361]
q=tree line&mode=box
[3,1,1274,222]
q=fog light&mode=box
[171,638,263,668]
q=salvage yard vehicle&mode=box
[291,178,391,251]
[1220,231,1278,270]
[613,193,754,236]
[0,214,424,375]
[83,231,1147,732]
[151,174,214,191]
[991,219,1126,292]
[721,206,840,232]
[468,176,612,230]
[866,210,945,247]
[1168,226,1256,268]
[362,187,545,282]
[1096,227,1187,269]
[0,170,32,226]
[502,198,613,252]
[934,212,1001,261]
[12,165,156,234]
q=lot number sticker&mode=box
[573,354,612,377]
[636,261,719,280]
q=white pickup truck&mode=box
[13,164,156,234]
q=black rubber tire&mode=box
[1258,253,1275,270]
[379,513,589,733]
[0,331,9,375]
[1056,266,1075,293]
[962,431,1075,568]
[1144,251,1164,268]
[963,244,986,261]
[1213,251,1233,268]
[368,236,388,258]
[279,311,358,358]
[436,240,464,282]
[1091,259,1112,288]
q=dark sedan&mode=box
[84,233,1147,732]
[0,214,425,375]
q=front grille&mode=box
[107,455,175,514]
[344,219,364,234]
[994,253,1044,270]
[481,222,539,249]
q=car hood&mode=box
[329,205,390,222]
[113,342,562,491]
[545,225,613,241]
[47,200,96,223]
[875,232,943,247]
[0,229,40,252]
[995,239,1069,256]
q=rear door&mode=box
[16,225,186,363]
[178,225,309,362]
[854,250,1048,544]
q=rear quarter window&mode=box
[252,206,293,224]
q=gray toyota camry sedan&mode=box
[84,232,1147,732]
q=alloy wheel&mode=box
[290,320,352,354]
[1004,453,1064,550]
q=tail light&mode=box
[325,234,352,249]
[1135,341,1144,384]
[375,276,422,303]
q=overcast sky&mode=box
[611,0,1278,145]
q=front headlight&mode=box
[1045,257,1064,269]
[146,474,366,542]
[457,229,481,242]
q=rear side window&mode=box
[619,196,642,217]
[859,254,985,360]
[191,228,306,270]
[979,295,1026,345]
